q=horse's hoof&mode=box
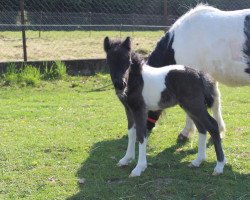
[117,163,123,167]
[188,163,199,168]
[129,172,139,178]
[177,134,189,143]
[212,171,223,176]
[117,162,128,167]
[212,159,226,176]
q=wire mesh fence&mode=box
[1,0,250,62]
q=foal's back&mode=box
[141,65,185,111]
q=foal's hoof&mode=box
[188,163,199,168]
[129,172,139,178]
[177,134,189,143]
[212,171,223,176]
[129,165,147,177]
[212,159,227,176]
[117,162,128,167]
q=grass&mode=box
[0,75,249,200]
[0,30,165,62]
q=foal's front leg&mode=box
[129,108,148,177]
[118,108,136,166]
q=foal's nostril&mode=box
[114,81,125,90]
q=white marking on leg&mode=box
[212,82,226,138]
[129,138,147,177]
[117,126,136,166]
[213,158,227,175]
[189,133,206,167]
[180,115,196,138]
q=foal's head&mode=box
[104,37,132,91]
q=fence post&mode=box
[20,0,27,61]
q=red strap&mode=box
[147,117,157,123]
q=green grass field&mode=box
[0,75,249,200]
[0,30,164,62]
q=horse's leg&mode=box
[117,108,136,166]
[188,111,226,175]
[201,113,226,175]
[188,120,207,167]
[211,82,226,138]
[129,108,148,177]
[129,137,147,177]
[178,115,196,141]
[147,110,162,131]
[181,99,226,175]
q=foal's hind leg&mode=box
[182,100,226,175]
[211,82,226,138]
[188,120,207,167]
[190,113,226,175]
[205,114,226,175]
[117,109,136,166]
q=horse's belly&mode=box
[211,62,250,86]
[174,36,250,86]
[177,56,250,86]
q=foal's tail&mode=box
[200,72,216,108]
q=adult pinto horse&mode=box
[147,4,250,141]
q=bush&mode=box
[18,65,41,86]
[42,61,67,81]
[3,63,19,86]
[2,62,67,87]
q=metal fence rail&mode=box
[0,0,250,62]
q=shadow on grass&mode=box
[68,135,250,200]
[82,84,113,93]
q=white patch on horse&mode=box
[171,5,250,86]
[190,133,207,167]
[117,126,136,166]
[212,82,226,136]
[130,138,147,177]
[180,115,196,138]
[213,158,227,175]
[141,65,185,111]
[230,40,243,61]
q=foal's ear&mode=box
[104,37,111,53]
[122,37,131,51]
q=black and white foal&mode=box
[104,37,226,177]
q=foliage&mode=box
[2,63,19,86]
[18,64,41,86]
[42,61,67,81]
[1,62,67,87]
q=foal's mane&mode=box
[130,52,143,74]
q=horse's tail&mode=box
[200,72,216,108]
